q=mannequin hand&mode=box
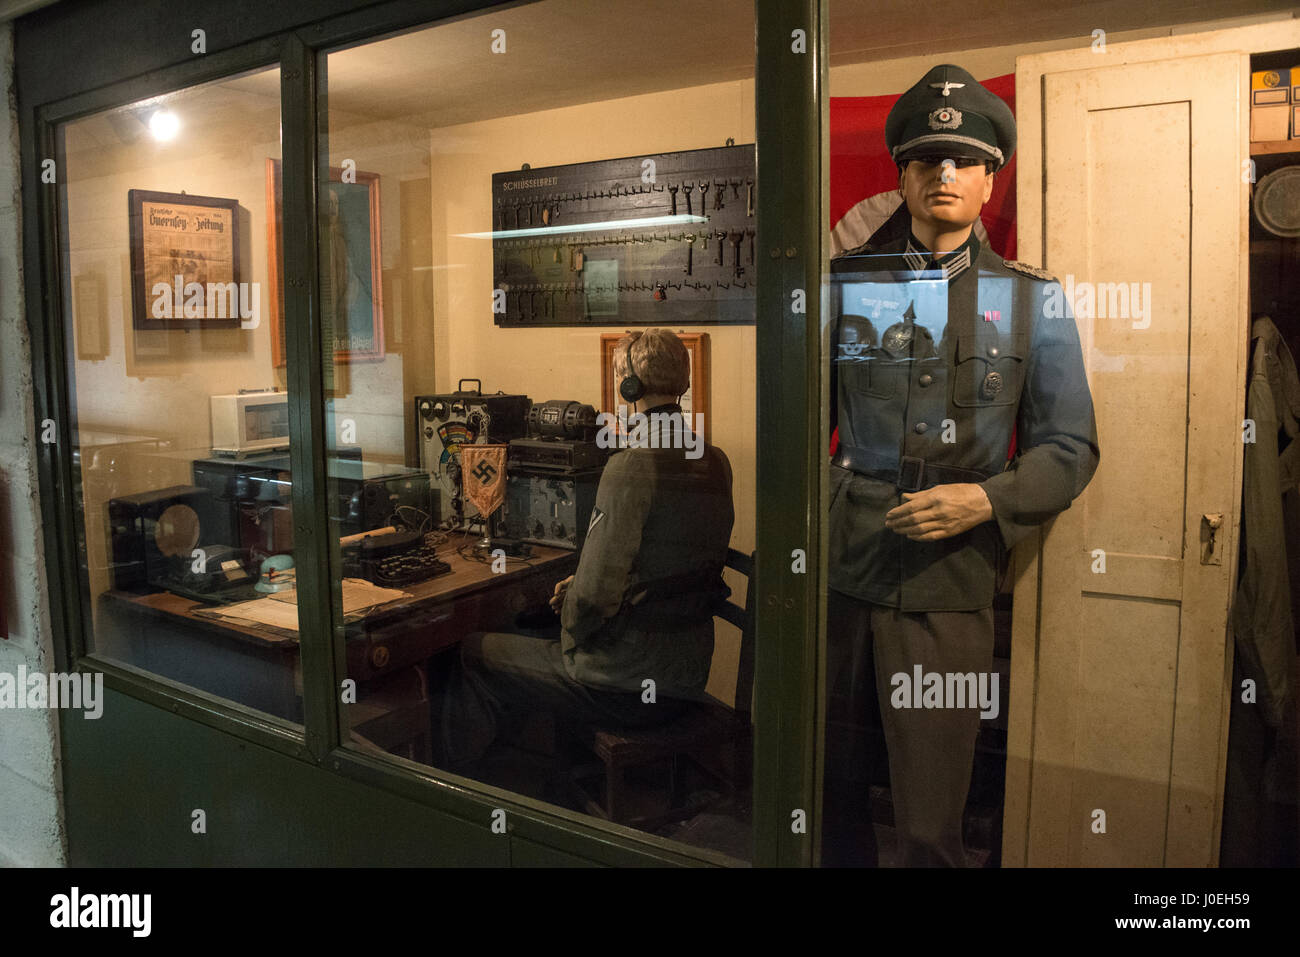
[884,483,994,541]
[549,575,575,613]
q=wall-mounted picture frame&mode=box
[267,158,385,368]
[600,331,710,439]
[127,189,241,331]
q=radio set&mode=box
[415,381,531,529]
[190,454,435,545]
[507,399,611,472]
[107,485,253,600]
[415,385,611,548]
[503,399,609,551]
[502,469,601,550]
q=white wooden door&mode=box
[1008,49,1252,866]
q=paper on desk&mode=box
[193,579,411,634]
[268,578,411,620]
[193,596,303,634]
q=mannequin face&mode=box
[898,157,994,233]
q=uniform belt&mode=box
[833,445,992,492]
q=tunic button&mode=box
[919,373,933,386]
[914,422,928,434]
[987,345,1000,358]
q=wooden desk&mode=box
[97,543,578,723]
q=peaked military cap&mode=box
[885,64,1016,171]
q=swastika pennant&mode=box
[461,444,508,518]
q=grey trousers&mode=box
[438,631,685,769]
[824,589,995,867]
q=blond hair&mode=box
[613,328,690,397]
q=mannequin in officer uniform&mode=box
[439,328,734,773]
[822,64,1101,866]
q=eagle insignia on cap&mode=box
[928,107,963,130]
[881,322,913,357]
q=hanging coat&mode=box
[1232,316,1300,728]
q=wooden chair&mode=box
[567,548,756,831]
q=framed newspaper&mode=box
[128,189,242,331]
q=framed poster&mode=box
[267,158,385,367]
[127,189,241,330]
[600,331,710,438]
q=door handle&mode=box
[1200,513,1223,565]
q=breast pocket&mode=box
[951,333,1027,408]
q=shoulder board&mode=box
[1003,259,1058,282]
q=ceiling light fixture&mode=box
[149,110,181,142]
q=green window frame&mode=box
[25,0,831,867]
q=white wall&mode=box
[60,77,285,614]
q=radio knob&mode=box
[419,400,433,419]
[424,426,434,438]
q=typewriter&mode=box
[346,529,451,588]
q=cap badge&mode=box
[929,80,966,97]
[839,325,866,358]
[928,107,963,130]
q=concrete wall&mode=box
[0,19,65,867]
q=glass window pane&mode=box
[319,3,756,859]
[822,7,1294,870]
[59,67,305,725]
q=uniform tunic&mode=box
[829,230,1100,610]
[561,408,735,698]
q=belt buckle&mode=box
[898,456,925,492]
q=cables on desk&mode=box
[451,529,540,568]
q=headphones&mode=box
[619,333,645,404]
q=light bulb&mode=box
[149,110,180,141]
